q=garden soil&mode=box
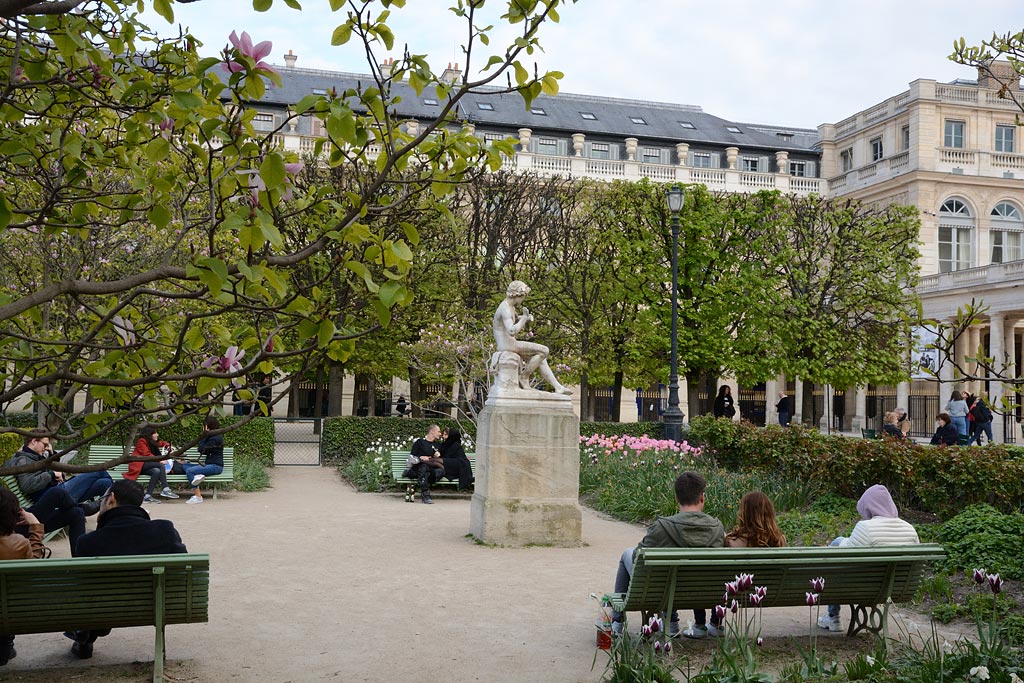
[5,467,975,683]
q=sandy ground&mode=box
[4,467,972,683]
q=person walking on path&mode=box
[967,396,993,445]
[775,392,791,427]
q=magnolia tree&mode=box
[0,0,571,474]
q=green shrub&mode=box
[777,510,859,547]
[930,601,965,623]
[342,449,395,493]
[580,421,664,439]
[1002,614,1024,646]
[0,432,20,459]
[687,415,1024,517]
[234,457,271,491]
[322,417,474,464]
[914,573,954,604]
[938,504,1024,579]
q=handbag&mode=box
[405,453,420,468]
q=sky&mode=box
[149,0,1024,130]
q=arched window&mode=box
[938,198,974,272]
[991,201,1024,263]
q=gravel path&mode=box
[5,467,970,682]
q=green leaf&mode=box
[378,280,405,307]
[197,376,218,397]
[146,137,170,163]
[316,319,336,347]
[331,24,353,46]
[148,204,171,229]
[152,0,174,22]
[173,91,204,109]
[253,0,273,10]
[283,0,302,7]
[294,94,321,115]
[329,0,344,9]
[371,299,392,327]
[259,154,286,189]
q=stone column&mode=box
[896,381,910,414]
[969,325,983,394]
[990,313,1005,442]
[676,142,690,166]
[406,120,419,136]
[940,317,957,386]
[775,150,789,173]
[624,137,638,161]
[765,378,779,425]
[819,384,834,431]
[518,127,532,150]
[852,386,868,432]
[572,132,585,157]
[725,146,739,170]
[793,379,804,426]
[954,325,970,392]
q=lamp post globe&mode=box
[664,185,685,442]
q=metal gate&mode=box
[272,418,322,466]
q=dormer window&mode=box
[679,121,696,129]
[423,98,438,106]
[476,102,494,111]
[726,126,742,134]
[530,107,546,116]
[580,112,597,120]
[629,116,647,125]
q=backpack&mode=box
[974,401,992,423]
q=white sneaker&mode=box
[143,494,160,504]
[186,495,203,505]
[190,474,206,486]
[159,488,179,499]
[706,623,722,637]
[682,625,708,639]
[817,614,842,632]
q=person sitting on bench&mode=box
[0,488,48,666]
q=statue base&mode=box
[469,394,582,547]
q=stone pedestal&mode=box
[470,393,582,547]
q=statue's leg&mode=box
[539,359,573,395]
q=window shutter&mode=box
[584,141,593,157]
[557,139,568,156]
[661,149,671,165]
[609,144,620,161]
[806,161,817,177]
[687,150,695,165]
[529,138,539,153]
[710,153,721,168]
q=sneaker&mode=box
[706,623,723,637]
[159,488,179,499]
[610,620,624,637]
[669,621,681,637]
[190,474,206,487]
[143,494,160,504]
[64,631,93,659]
[682,624,708,639]
[186,495,203,505]
[817,614,842,632]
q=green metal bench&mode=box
[609,544,946,641]
[388,451,475,502]
[88,445,235,498]
[0,475,67,544]
[0,553,209,682]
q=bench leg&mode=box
[153,625,165,683]
[847,603,887,638]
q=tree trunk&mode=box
[327,364,344,416]
[579,369,592,422]
[313,366,326,419]
[367,374,377,417]
[801,379,815,426]
[288,382,300,418]
[409,367,422,418]
[611,370,624,422]
[685,371,702,423]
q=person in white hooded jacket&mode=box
[818,484,919,632]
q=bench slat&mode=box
[87,446,235,491]
[388,451,476,486]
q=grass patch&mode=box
[233,457,270,492]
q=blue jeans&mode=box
[826,536,847,618]
[612,547,679,625]
[968,421,993,445]
[951,416,968,436]
[779,412,791,427]
[59,471,113,503]
[183,463,223,484]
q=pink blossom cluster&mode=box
[579,433,703,457]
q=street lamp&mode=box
[664,185,685,442]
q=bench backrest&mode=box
[388,451,476,478]
[0,553,210,634]
[0,475,35,509]
[623,545,945,613]
[88,445,234,473]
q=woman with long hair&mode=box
[438,428,474,492]
[125,425,178,504]
[713,386,736,419]
[0,487,46,664]
[683,491,786,639]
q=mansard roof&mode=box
[258,64,820,155]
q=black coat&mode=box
[74,505,187,557]
[930,422,959,446]
[713,395,735,418]
[197,433,224,468]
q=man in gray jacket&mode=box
[610,471,725,637]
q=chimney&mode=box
[379,57,397,79]
[283,50,297,69]
[978,60,1021,90]
[441,62,462,85]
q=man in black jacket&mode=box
[65,479,187,658]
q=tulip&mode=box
[973,568,987,585]
[730,599,739,614]
[664,640,672,653]
[738,573,754,590]
[756,637,763,647]
[715,604,728,620]
[755,586,767,599]
[805,592,819,606]
[987,573,1003,594]
[810,577,825,593]
[725,580,739,596]
[641,624,651,637]
[649,615,662,633]
[653,640,662,653]
[749,593,763,607]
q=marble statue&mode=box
[491,280,572,396]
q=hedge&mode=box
[687,415,1024,517]
[0,413,275,467]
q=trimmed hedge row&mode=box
[687,415,1024,517]
[0,413,275,467]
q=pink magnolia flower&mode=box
[111,315,136,347]
[158,118,175,139]
[202,345,245,374]
[224,30,276,75]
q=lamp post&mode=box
[664,185,685,442]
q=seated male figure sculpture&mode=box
[492,280,571,395]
